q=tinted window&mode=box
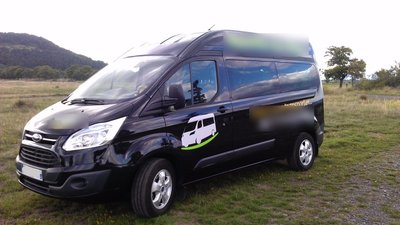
[165,61,218,109]
[203,117,214,126]
[226,60,279,99]
[276,63,319,92]
[165,64,192,107]
[184,122,196,132]
[190,61,218,104]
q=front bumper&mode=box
[16,155,111,198]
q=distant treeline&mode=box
[0,32,106,81]
[357,62,400,89]
[0,64,98,80]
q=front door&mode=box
[162,58,234,182]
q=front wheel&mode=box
[131,158,176,218]
[288,132,316,171]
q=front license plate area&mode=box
[21,165,43,181]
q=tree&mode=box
[323,46,366,88]
[192,80,206,104]
[21,67,34,79]
[33,65,60,79]
[78,65,95,80]
[65,65,80,80]
[389,62,400,76]
[348,58,366,86]
[323,46,353,88]
[375,68,392,80]
[374,62,400,87]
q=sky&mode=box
[1,0,399,75]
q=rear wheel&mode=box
[131,158,175,218]
[288,132,316,171]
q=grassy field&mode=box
[0,80,399,225]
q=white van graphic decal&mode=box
[181,113,218,150]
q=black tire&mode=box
[288,132,316,171]
[131,158,176,218]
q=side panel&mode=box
[225,59,321,162]
[275,62,323,153]
[226,60,280,160]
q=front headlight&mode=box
[63,117,126,151]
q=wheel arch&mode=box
[302,126,319,157]
[133,149,184,186]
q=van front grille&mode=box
[20,147,60,168]
[24,131,58,145]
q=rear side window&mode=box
[203,117,214,126]
[276,63,319,92]
[226,60,279,100]
[165,61,218,108]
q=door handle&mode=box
[217,106,227,113]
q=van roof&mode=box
[123,30,314,62]
[188,113,215,123]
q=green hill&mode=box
[0,32,106,70]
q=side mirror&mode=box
[166,84,185,109]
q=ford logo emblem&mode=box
[32,133,43,142]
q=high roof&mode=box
[123,30,314,62]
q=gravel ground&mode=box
[345,147,400,225]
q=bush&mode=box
[13,99,33,108]
[356,80,380,90]
[356,78,400,90]
[356,62,400,90]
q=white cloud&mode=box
[1,0,399,74]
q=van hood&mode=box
[24,99,141,136]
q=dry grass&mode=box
[0,79,80,97]
[325,82,400,96]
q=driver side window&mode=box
[165,61,218,109]
[165,64,192,107]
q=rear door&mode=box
[162,57,234,182]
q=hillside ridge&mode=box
[0,32,106,70]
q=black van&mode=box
[16,30,324,217]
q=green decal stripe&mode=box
[181,133,219,151]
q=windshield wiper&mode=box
[61,95,71,104]
[68,98,105,105]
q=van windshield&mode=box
[66,56,175,103]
